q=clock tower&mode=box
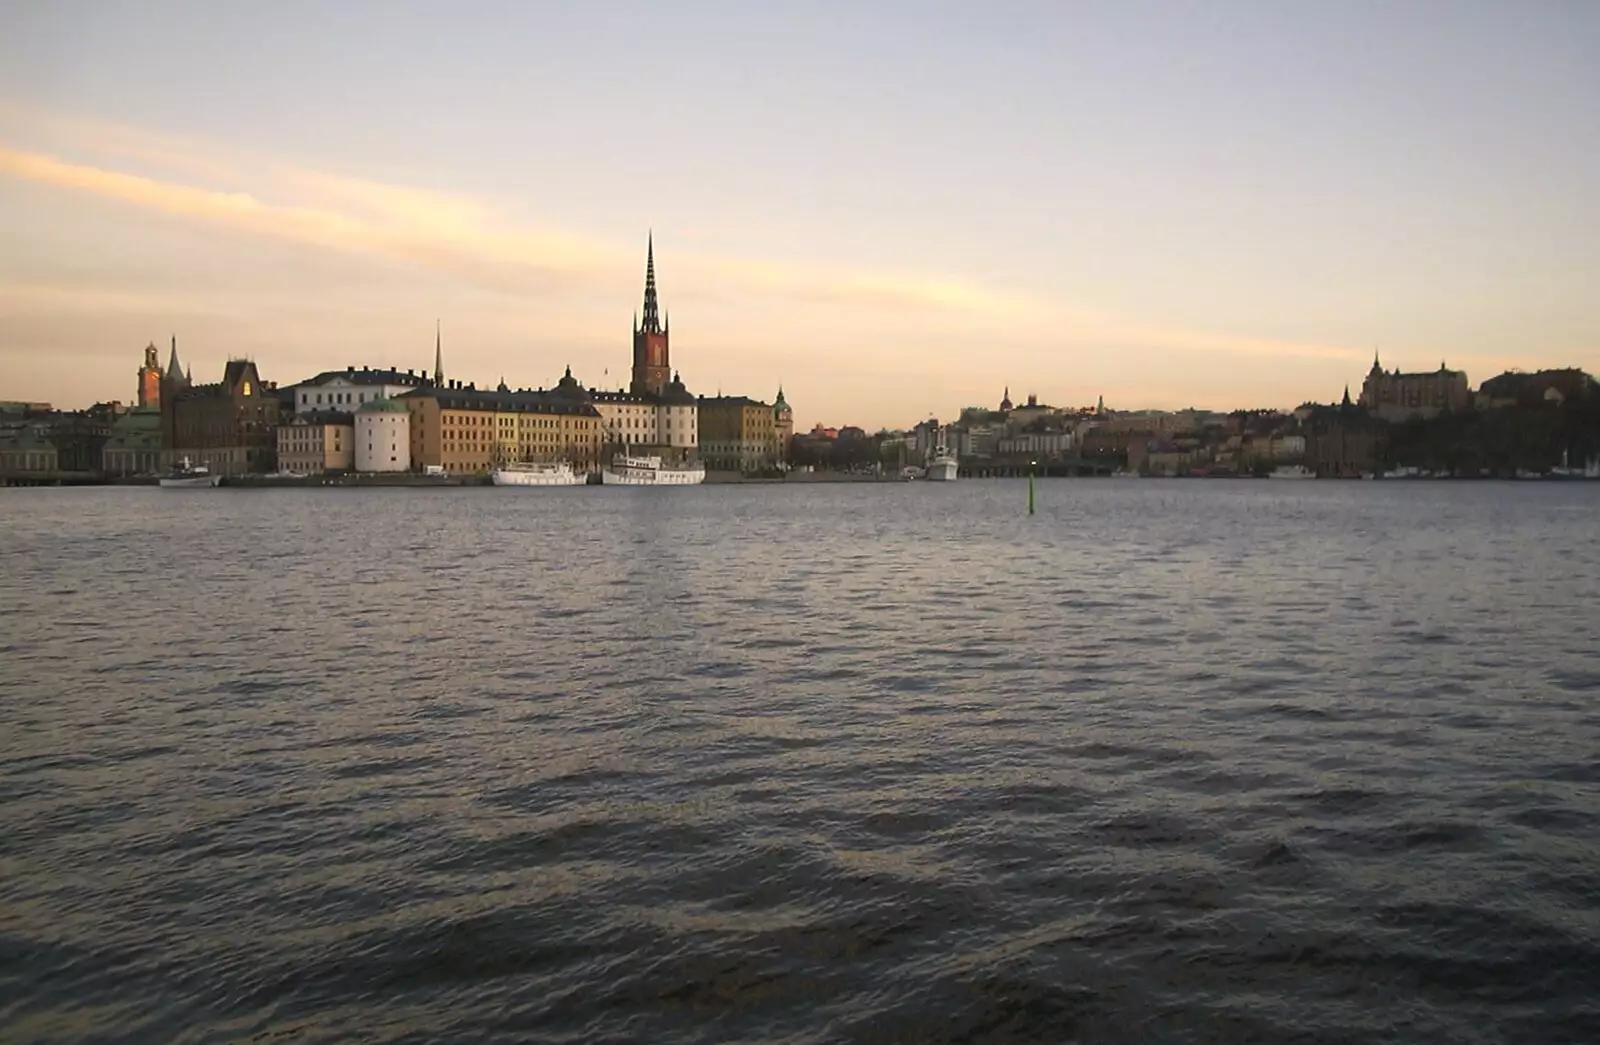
[631,233,671,396]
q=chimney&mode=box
[362,364,369,372]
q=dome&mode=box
[659,372,696,406]
[359,395,409,413]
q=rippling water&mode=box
[3,481,1598,1044]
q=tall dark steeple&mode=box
[639,231,662,334]
[166,335,184,387]
[434,320,444,386]
[631,232,671,396]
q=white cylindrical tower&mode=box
[355,397,412,472]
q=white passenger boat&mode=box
[159,457,221,488]
[925,427,958,481]
[490,461,585,486]
[599,453,705,485]
[1267,465,1315,480]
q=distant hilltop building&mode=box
[1358,353,1470,421]
[1477,368,1598,409]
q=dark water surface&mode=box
[3,481,1599,1044]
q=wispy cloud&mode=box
[0,105,1367,368]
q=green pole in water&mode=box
[1028,461,1036,515]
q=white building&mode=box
[292,366,435,415]
[355,397,411,472]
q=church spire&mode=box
[434,319,444,386]
[639,231,661,334]
[167,335,182,380]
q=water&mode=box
[2,481,1598,1044]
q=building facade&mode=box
[355,398,411,472]
[163,357,283,475]
[0,418,57,473]
[402,385,604,475]
[103,407,164,475]
[697,395,778,472]
[1306,401,1387,477]
[276,411,353,474]
[1358,355,1470,421]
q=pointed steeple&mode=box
[639,231,661,333]
[433,320,444,386]
[166,335,183,384]
[1342,384,1353,407]
[1371,347,1382,373]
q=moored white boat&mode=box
[1268,465,1315,480]
[925,426,958,481]
[599,452,705,485]
[159,457,221,488]
[490,460,586,486]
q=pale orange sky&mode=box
[3,3,1597,429]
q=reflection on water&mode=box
[2,482,1598,1043]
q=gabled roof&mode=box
[297,367,435,389]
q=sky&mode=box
[2,1,1597,429]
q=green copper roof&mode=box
[359,396,409,413]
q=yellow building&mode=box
[402,385,604,475]
[697,395,779,472]
[277,411,354,474]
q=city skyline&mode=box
[3,2,1598,430]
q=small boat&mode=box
[1267,465,1315,480]
[599,452,706,485]
[490,460,586,487]
[159,457,221,488]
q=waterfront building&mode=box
[162,356,283,475]
[136,343,163,409]
[697,395,778,472]
[277,411,353,474]
[0,417,57,473]
[102,407,163,476]
[402,383,604,475]
[1306,393,1387,477]
[1358,354,1470,421]
[997,423,1074,458]
[355,398,411,472]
